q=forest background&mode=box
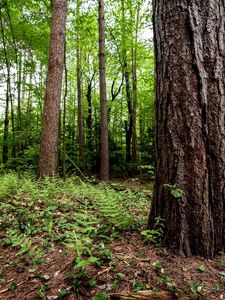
[0,0,154,177]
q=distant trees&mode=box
[149,0,225,258]
[37,0,67,178]
[0,0,153,177]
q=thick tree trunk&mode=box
[37,0,67,178]
[149,0,225,258]
[98,0,109,180]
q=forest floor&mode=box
[0,174,224,300]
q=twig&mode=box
[97,266,112,276]
[0,281,26,294]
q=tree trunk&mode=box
[149,0,225,258]
[37,0,67,178]
[76,0,84,168]
[62,40,68,180]
[0,8,9,164]
[86,75,95,160]
[121,0,132,164]
[98,0,109,180]
[130,1,140,164]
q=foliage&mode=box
[163,183,183,198]
[189,281,204,294]
[0,0,154,176]
[141,216,164,245]
[92,293,108,300]
[0,173,149,295]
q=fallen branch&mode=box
[109,290,208,300]
[97,266,112,276]
[109,291,176,300]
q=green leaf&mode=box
[10,282,17,291]
[88,256,99,263]
[88,278,96,287]
[58,289,70,299]
[92,292,108,300]
[116,272,125,279]
[132,281,144,292]
[171,188,183,198]
[198,264,205,272]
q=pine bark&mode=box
[149,0,225,258]
[37,0,67,178]
[99,0,109,180]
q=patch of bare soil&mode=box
[0,233,224,300]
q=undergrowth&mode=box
[0,173,150,298]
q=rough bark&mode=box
[62,40,68,180]
[99,0,109,180]
[37,0,67,178]
[149,0,225,258]
[76,0,84,168]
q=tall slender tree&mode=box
[76,0,84,168]
[37,0,67,178]
[149,0,225,258]
[0,7,9,164]
[98,0,109,179]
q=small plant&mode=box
[138,164,155,179]
[66,269,86,291]
[198,264,205,272]
[111,279,120,289]
[152,261,163,271]
[96,243,113,264]
[115,272,125,280]
[92,293,108,300]
[132,281,145,292]
[214,282,223,292]
[87,278,96,287]
[163,183,183,198]
[57,288,70,299]
[35,289,45,299]
[141,217,164,245]
[10,282,17,291]
[219,271,225,277]
[189,281,204,294]
[157,274,172,284]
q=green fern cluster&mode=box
[93,185,135,229]
[2,228,45,264]
[0,173,150,270]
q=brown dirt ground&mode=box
[0,232,225,300]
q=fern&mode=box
[3,228,45,263]
[94,186,134,228]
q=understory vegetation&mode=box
[0,173,225,300]
[0,173,150,299]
